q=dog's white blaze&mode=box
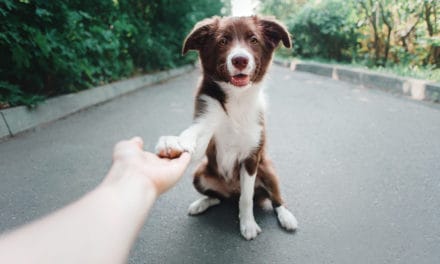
[226,45,256,76]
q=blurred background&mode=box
[0,0,438,109]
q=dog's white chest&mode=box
[214,88,264,180]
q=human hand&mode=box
[0,137,190,264]
[103,137,191,197]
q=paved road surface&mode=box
[1,65,439,263]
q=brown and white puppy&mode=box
[156,16,297,240]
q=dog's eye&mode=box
[250,36,258,45]
[219,37,228,46]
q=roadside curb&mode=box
[0,64,195,141]
[274,59,440,103]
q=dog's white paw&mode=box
[178,134,196,154]
[275,206,298,231]
[155,136,185,158]
[240,218,262,240]
[155,135,196,159]
[188,197,221,215]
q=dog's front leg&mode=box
[156,96,222,159]
[155,122,207,159]
[239,165,261,240]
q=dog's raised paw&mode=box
[275,206,298,231]
[240,218,261,240]
[155,136,184,158]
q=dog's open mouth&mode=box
[230,74,250,87]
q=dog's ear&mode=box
[182,16,219,55]
[258,16,292,49]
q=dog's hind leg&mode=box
[257,157,298,231]
[188,196,221,215]
[188,161,227,215]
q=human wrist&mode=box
[101,162,159,208]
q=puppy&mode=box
[156,16,297,240]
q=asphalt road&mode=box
[1,65,439,263]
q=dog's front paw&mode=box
[275,206,298,231]
[177,134,196,154]
[155,136,185,159]
[240,218,262,240]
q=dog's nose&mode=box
[231,56,249,70]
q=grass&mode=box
[370,64,440,83]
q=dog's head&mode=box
[183,16,291,88]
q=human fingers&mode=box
[130,136,144,149]
[165,152,191,178]
[113,137,145,162]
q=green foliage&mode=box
[373,64,440,82]
[0,0,223,108]
[288,0,358,62]
[258,0,307,21]
[270,0,439,79]
[0,81,45,108]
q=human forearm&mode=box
[0,166,156,264]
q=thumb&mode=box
[130,136,144,149]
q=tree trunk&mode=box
[424,2,433,36]
[423,1,439,66]
[380,1,392,66]
[360,0,381,66]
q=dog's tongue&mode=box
[231,74,250,87]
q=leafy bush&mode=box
[0,0,223,108]
[278,0,439,70]
[288,0,358,62]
